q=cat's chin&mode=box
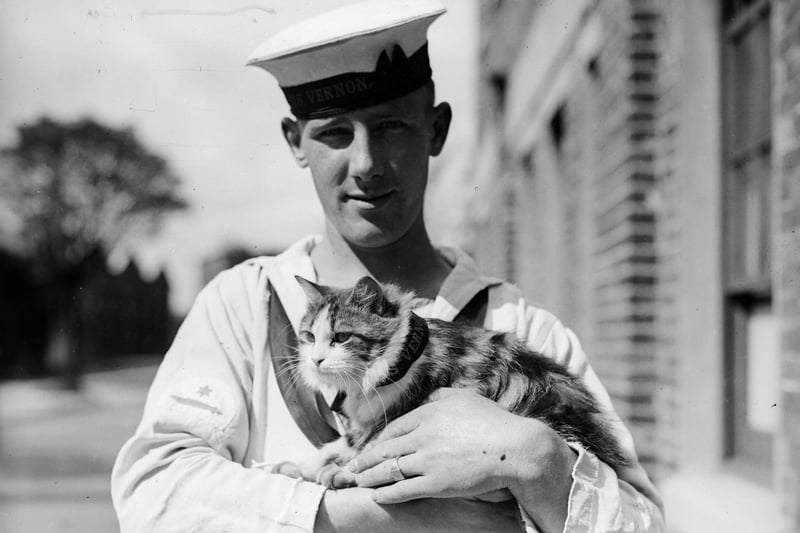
[301,368,355,393]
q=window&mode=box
[721,0,775,484]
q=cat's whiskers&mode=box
[273,346,300,359]
[341,365,388,430]
[277,352,314,393]
[342,368,369,402]
[272,349,301,364]
[272,355,302,379]
[272,342,306,383]
[273,364,299,383]
[286,365,308,392]
[343,368,385,426]
[365,380,389,432]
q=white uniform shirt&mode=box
[111,236,664,532]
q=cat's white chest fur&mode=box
[341,380,408,432]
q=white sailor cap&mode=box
[247,0,446,119]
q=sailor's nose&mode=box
[350,127,383,184]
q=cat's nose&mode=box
[311,353,325,367]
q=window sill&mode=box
[660,469,785,533]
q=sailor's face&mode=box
[286,87,448,248]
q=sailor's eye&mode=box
[333,332,352,343]
[299,330,315,344]
[378,119,406,131]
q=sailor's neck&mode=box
[311,224,451,300]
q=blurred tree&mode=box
[0,117,186,388]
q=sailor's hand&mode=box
[346,388,531,502]
[346,387,576,533]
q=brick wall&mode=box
[589,0,659,468]
[471,0,800,529]
[470,1,537,282]
[651,0,682,481]
[472,0,661,473]
[774,0,800,526]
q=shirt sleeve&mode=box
[518,443,663,533]
[498,290,665,532]
[110,264,327,533]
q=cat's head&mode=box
[294,275,420,394]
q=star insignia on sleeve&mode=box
[196,385,212,397]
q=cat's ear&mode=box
[351,276,384,309]
[295,276,326,305]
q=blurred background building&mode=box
[0,118,184,385]
[461,0,799,531]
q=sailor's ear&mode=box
[295,275,325,304]
[282,117,308,168]
[429,102,452,157]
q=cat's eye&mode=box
[299,330,315,344]
[333,332,352,343]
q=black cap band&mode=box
[281,44,432,119]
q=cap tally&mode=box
[247,0,446,119]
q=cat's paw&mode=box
[316,463,356,489]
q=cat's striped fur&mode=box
[293,275,627,479]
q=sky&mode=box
[0,0,479,312]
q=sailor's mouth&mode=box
[346,190,395,209]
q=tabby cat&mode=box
[279,275,627,487]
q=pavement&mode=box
[0,361,159,533]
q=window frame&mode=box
[720,0,774,484]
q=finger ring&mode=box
[388,456,405,482]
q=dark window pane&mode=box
[728,153,771,285]
[729,13,771,154]
[721,0,774,483]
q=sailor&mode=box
[112,1,664,531]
